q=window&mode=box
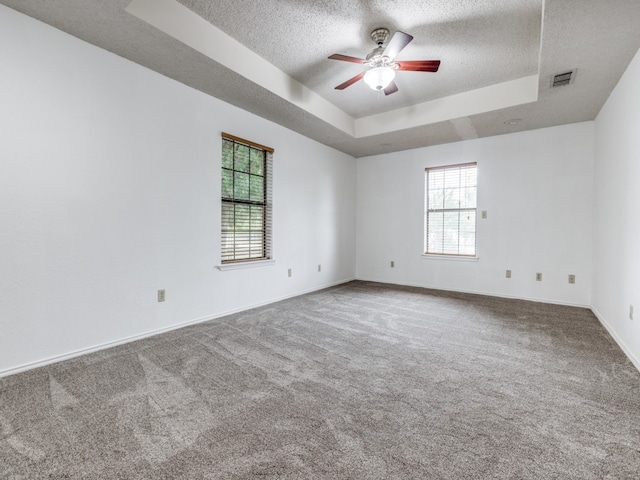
[424,163,477,256]
[221,133,273,264]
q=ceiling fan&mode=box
[329,28,441,95]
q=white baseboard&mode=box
[591,306,640,373]
[10,278,637,378]
[356,277,640,374]
[355,277,591,308]
[0,277,355,379]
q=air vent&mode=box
[551,69,577,87]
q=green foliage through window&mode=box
[221,135,272,263]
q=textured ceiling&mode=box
[2,0,640,157]
[176,0,542,118]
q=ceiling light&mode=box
[363,66,396,91]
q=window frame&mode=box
[220,132,273,266]
[424,162,478,258]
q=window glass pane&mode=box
[234,172,250,201]
[443,168,460,189]
[250,148,264,175]
[221,135,272,263]
[425,164,477,256]
[221,203,235,261]
[221,202,233,223]
[234,143,250,173]
[222,139,233,169]
[443,186,461,209]
[250,175,264,202]
[428,185,444,210]
[459,210,476,255]
[427,211,444,253]
[461,167,477,187]
[222,168,233,198]
[250,205,264,228]
[442,211,461,254]
[250,232,264,258]
[429,169,443,185]
[222,198,265,260]
[460,186,477,208]
[234,203,250,229]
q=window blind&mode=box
[424,163,477,256]
[221,133,273,263]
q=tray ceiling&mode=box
[2,0,640,157]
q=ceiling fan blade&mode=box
[396,60,441,72]
[383,81,399,96]
[335,72,365,90]
[328,54,367,64]
[382,31,413,60]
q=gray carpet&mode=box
[1,281,640,479]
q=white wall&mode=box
[592,47,640,369]
[4,3,639,377]
[0,6,356,376]
[356,123,594,306]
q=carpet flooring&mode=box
[1,281,639,479]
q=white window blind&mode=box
[425,163,477,256]
[221,133,273,264]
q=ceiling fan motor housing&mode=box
[367,28,393,66]
[370,28,390,46]
[329,28,440,95]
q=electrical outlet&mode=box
[318,264,321,273]
[568,274,576,284]
[288,268,292,277]
[536,272,542,282]
[390,261,395,268]
[482,211,487,219]
[157,289,165,302]
[506,269,511,278]
[630,305,634,321]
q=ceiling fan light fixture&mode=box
[364,66,396,91]
[329,29,439,95]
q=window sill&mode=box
[421,254,479,262]
[216,259,275,271]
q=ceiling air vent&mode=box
[551,69,577,87]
